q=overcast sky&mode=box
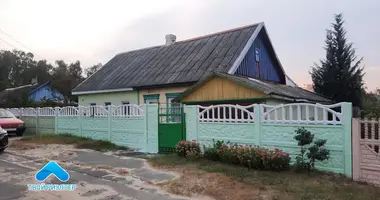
[0,0,379,91]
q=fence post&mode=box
[254,104,262,146]
[19,108,23,119]
[144,104,148,152]
[36,107,39,136]
[352,118,361,181]
[78,106,82,137]
[108,105,112,141]
[185,105,198,141]
[54,107,59,134]
[342,102,353,178]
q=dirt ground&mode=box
[2,140,198,200]
[152,164,273,200]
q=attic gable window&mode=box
[255,48,261,62]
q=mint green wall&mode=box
[38,116,55,135]
[54,105,158,152]
[11,103,352,177]
[185,103,352,177]
[261,124,345,173]
[21,116,37,135]
[77,91,139,106]
[146,104,159,153]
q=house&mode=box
[72,22,328,106]
[0,79,65,107]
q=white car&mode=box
[0,126,8,152]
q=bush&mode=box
[204,140,291,171]
[175,140,201,159]
[294,127,330,171]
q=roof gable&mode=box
[228,24,286,83]
[72,23,261,94]
[174,72,331,103]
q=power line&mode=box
[0,36,18,49]
[0,28,44,59]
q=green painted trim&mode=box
[166,92,182,98]
[143,94,160,103]
[182,97,269,105]
[165,92,182,105]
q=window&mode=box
[122,101,130,115]
[255,48,260,62]
[166,93,182,122]
[143,94,160,104]
[104,102,111,111]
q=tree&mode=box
[85,63,102,78]
[362,88,380,119]
[0,48,100,106]
[51,60,84,103]
[311,14,364,107]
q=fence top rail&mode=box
[358,118,380,122]
[198,104,255,122]
[261,103,343,123]
[111,104,144,116]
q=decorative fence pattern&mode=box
[353,118,380,185]
[7,105,158,153]
[187,103,352,177]
[7,102,353,177]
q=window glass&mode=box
[145,98,159,104]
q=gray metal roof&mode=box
[72,24,259,93]
[175,72,331,103]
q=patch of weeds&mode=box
[20,134,128,151]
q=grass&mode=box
[19,133,129,151]
[149,154,380,200]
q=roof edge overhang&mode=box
[133,81,196,90]
[269,93,332,104]
[227,22,264,74]
[72,88,134,95]
[174,72,332,104]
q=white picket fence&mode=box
[197,103,344,125]
[7,105,145,117]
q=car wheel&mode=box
[16,132,23,137]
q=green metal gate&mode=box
[158,103,186,153]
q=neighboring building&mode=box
[72,22,326,106]
[0,79,65,107]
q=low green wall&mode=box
[186,103,352,177]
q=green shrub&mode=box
[203,140,223,161]
[175,140,201,159]
[203,140,291,171]
[294,127,330,171]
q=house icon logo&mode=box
[35,161,70,182]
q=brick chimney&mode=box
[31,76,38,85]
[165,34,176,46]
